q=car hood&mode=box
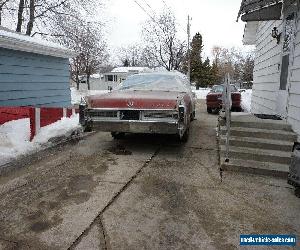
[86,90,186,109]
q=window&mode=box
[106,75,114,82]
[280,54,289,90]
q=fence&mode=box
[0,107,77,140]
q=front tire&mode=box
[207,107,212,113]
[83,123,92,132]
[111,132,125,139]
[190,111,196,121]
[178,128,189,143]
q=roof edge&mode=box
[0,31,76,58]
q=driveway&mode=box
[0,100,299,250]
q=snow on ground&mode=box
[0,115,80,166]
[241,89,252,113]
[71,87,109,105]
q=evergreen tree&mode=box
[123,59,130,67]
[210,60,219,85]
[189,32,212,89]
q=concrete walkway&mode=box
[0,100,299,250]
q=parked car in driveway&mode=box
[206,84,242,113]
[79,72,196,142]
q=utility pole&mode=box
[187,15,191,83]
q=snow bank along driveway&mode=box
[0,115,80,166]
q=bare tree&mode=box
[1,0,100,35]
[211,45,254,84]
[118,44,143,67]
[142,9,186,71]
[0,0,11,25]
[55,15,108,90]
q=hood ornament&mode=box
[127,100,134,108]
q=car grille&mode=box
[89,111,118,118]
[120,110,140,120]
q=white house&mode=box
[103,66,151,86]
[239,0,300,140]
[78,66,151,91]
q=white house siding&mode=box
[252,20,283,115]
[251,15,300,140]
[287,13,300,138]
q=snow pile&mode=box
[71,87,109,104]
[0,119,35,165]
[0,115,80,166]
[241,89,252,112]
[33,115,80,144]
[192,88,211,99]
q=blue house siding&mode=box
[0,47,71,107]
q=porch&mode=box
[219,112,297,178]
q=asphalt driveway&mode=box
[0,100,299,250]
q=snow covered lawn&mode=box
[0,115,80,166]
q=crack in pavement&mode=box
[67,146,162,250]
[99,215,109,250]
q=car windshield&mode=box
[210,85,237,93]
[120,73,190,92]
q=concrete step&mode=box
[220,157,289,178]
[219,136,293,152]
[220,145,292,164]
[230,121,293,131]
[220,126,297,142]
[229,113,293,131]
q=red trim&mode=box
[1,106,77,141]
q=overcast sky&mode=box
[103,0,250,62]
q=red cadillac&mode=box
[206,84,242,113]
[79,72,196,142]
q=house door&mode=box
[276,10,296,118]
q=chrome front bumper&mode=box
[80,107,185,135]
[90,120,179,134]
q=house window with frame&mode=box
[106,75,114,82]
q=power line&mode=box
[133,0,158,25]
[161,0,168,8]
[133,0,187,35]
[140,0,156,16]
[133,0,165,33]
